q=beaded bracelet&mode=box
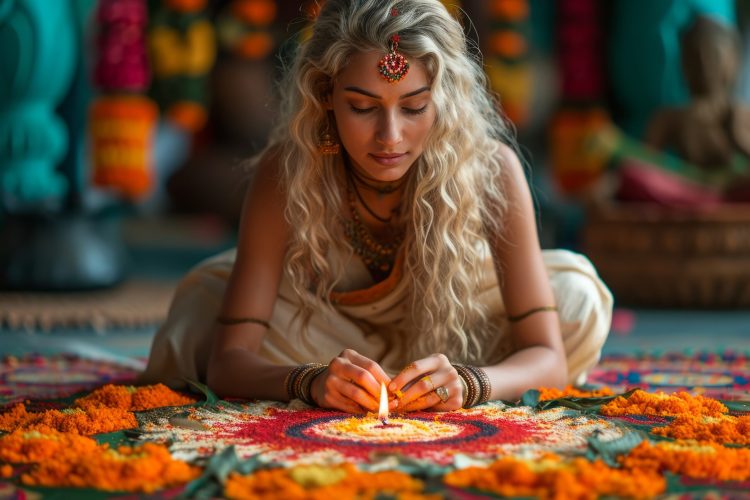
[285,363,327,405]
[466,365,491,405]
[452,364,479,408]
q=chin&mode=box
[363,156,413,182]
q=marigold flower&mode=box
[20,442,201,493]
[224,463,434,500]
[539,385,613,401]
[600,390,727,417]
[621,441,750,482]
[443,455,665,499]
[0,404,136,435]
[74,383,196,412]
[652,414,750,444]
[0,429,99,463]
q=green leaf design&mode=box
[519,389,540,407]
[182,446,239,498]
[184,379,219,406]
[585,427,645,467]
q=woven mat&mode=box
[0,280,176,332]
[588,351,750,400]
[0,353,141,408]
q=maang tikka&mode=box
[378,7,409,83]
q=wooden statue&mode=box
[646,15,750,170]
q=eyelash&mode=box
[349,105,428,115]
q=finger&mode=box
[424,381,465,412]
[389,354,449,393]
[397,368,454,409]
[400,390,442,412]
[326,393,367,414]
[339,350,390,397]
[336,376,379,412]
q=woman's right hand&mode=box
[310,349,393,413]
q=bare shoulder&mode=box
[494,140,526,188]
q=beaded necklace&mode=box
[342,179,404,282]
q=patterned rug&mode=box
[589,351,750,400]
[0,354,141,408]
[1,352,750,498]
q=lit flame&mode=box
[378,381,389,422]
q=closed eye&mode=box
[350,105,375,114]
[403,105,428,115]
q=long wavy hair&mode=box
[261,0,516,364]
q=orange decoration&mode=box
[488,31,527,58]
[165,0,207,13]
[21,441,200,493]
[622,441,750,482]
[0,429,99,464]
[167,101,209,132]
[549,108,614,193]
[74,383,196,412]
[232,0,277,25]
[235,32,275,60]
[90,95,159,199]
[0,404,136,435]
[489,0,529,20]
[224,463,434,500]
[538,385,614,401]
[444,455,665,499]
[652,414,750,444]
[600,390,728,417]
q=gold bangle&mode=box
[216,316,271,329]
[506,306,558,323]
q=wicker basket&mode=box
[582,202,750,308]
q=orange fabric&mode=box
[330,251,405,306]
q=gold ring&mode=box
[421,375,434,392]
[435,386,449,403]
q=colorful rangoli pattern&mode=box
[588,351,750,400]
[135,400,631,467]
[0,354,141,408]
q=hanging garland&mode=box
[485,0,531,126]
[89,0,158,200]
[549,0,612,194]
[216,0,277,60]
[148,0,217,132]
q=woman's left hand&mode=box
[388,354,464,412]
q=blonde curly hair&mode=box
[261,0,516,364]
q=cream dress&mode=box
[140,242,613,389]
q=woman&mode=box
[140,0,612,414]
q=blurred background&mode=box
[1,0,750,361]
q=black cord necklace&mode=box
[346,168,398,224]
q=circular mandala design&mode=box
[136,401,631,467]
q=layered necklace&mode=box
[341,156,407,282]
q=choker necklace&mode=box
[343,154,408,197]
[346,168,399,224]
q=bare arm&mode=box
[206,149,292,400]
[386,145,567,411]
[206,151,392,410]
[485,144,567,400]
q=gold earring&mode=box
[318,120,340,155]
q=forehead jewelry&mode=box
[378,8,409,83]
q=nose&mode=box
[375,109,403,147]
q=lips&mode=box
[371,153,406,159]
[369,153,407,166]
